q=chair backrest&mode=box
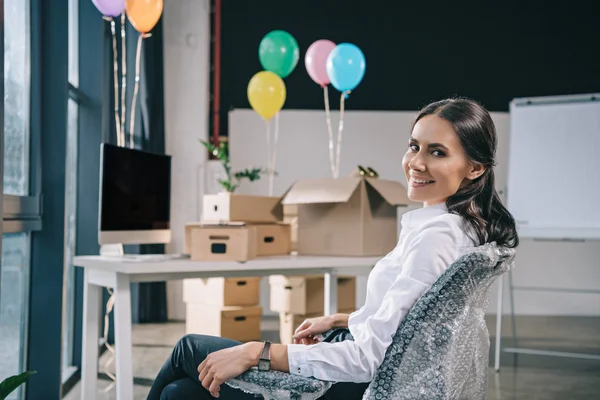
[362,242,516,400]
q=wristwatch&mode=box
[257,341,271,371]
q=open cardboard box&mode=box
[281,177,412,256]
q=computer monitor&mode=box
[98,143,172,246]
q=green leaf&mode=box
[234,167,266,182]
[218,179,237,193]
[216,141,229,162]
[0,371,36,399]
[199,139,218,157]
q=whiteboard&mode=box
[228,109,510,200]
[507,94,600,240]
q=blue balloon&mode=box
[326,43,366,93]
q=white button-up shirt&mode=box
[287,202,476,382]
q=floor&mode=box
[63,316,600,400]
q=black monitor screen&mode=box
[100,143,171,231]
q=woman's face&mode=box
[402,114,484,207]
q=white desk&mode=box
[73,254,378,400]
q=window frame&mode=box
[2,0,42,231]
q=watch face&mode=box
[258,359,270,371]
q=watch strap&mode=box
[259,341,271,360]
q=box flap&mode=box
[365,178,412,206]
[281,178,362,205]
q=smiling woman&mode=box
[146,97,519,400]
[405,98,519,248]
[403,114,485,207]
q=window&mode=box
[0,1,37,399]
[0,233,30,400]
[3,0,30,196]
[62,0,79,380]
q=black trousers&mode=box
[146,329,368,399]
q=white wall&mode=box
[163,0,210,321]
[228,109,600,317]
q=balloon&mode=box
[326,43,366,93]
[305,39,336,87]
[92,0,125,17]
[258,30,300,78]
[125,0,163,33]
[247,71,286,120]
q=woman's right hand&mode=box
[293,315,334,345]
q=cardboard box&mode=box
[283,205,298,252]
[279,308,355,345]
[268,275,356,315]
[189,223,257,261]
[186,304,261,342]
[185,222,290,258]
[183,277,260,306]
[184,222,202,254]
[281,177,411,256]
[202,193,283,223]
[255,223,292,256]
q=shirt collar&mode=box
[401,202,448,230]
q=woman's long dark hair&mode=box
[414,98,519,248]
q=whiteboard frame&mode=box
[507,93,600,241]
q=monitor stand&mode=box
[100,244,124,256]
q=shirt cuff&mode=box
[287,344,311,377]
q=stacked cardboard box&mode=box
[269,275,357,344]
[184,193,292,261]
[183,193,293,341]
[183,277,262,342]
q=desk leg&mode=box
[114,273,134,400]
[81,269,101,400]
[324,272,338,316]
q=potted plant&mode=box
[0,371,36,400]
[200,139,269,193]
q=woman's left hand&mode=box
[197,342,261,398]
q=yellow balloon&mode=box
[125,0,163,34]
[247,71,286,120]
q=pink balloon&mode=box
[305,39,336,87]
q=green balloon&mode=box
[258,30,299,78]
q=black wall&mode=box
[217,0,600,135]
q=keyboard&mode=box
[100,254,190,262]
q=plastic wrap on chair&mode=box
[226,369,332,400]
[225,243,514,400]
[362,242,515,400]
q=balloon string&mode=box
[129,33,150,148]
[270,112,280,196]
[120,13,127,146]
[335,90,351,178]
[323,85,336,178]
[265,118,273,196]
[101,288,116,393]
[104,17,122,147]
